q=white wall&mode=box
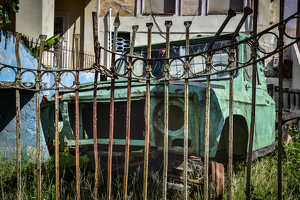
[16,0,54,40]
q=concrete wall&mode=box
[55,0,86,54]
[0,30,49,159]
[0,30,96,159]
[262,0,298,88]
[16,0,54,40]
[291,43,300,89]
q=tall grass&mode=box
[228,126,300,199]
[0,127,299,199]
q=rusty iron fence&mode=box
[0,0,300,199]
[42,44,95,69]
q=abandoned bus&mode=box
[40,33,276,174]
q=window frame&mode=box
[136,0,181,16]
[206,0,251,15]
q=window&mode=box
[143,0,175,14]
[243,43,260,85]
[110,32,130,52]
[208,0,246,14]
[137,0,181,15]
[117,37,238,81]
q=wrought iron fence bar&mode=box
[228,47,235,200]
[204,55,211,200]
[36,34,47,200]
[143,22,153,200]
[107,12,120,200]
[228,6,252,200]
[204,9,236,200]
[92,12,99,199]
[183,20,191,200]
[55,37,64,200]
[246,0,258,199]
[74,34,81,200]
[278,0,285,199]
[15,33,22,200]
[162,20,172,200]
[123,25,138,200]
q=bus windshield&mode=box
[117,37,237,80]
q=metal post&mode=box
[74,34,81,200]
[15,32,22,200]
[204,9,236,200]
[183,21,192,200]
[123,25,139,200]
[55,37,64,200]
[228,6,252,200]
[162,21,172,200]
[204,54,211,200]
[36,34,47,200]
[246,1,258,199]
[278,0,285,199]
[92,12,100,198]
[107,12,120,200]
[228,47,235,200]
[143,22,153,200]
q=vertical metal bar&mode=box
[123,25,139,200]
[183,21,191,200]
[228,48,235,200]
[107,12,120,200]
[15,32,22,200]
[162,21,172,200]
[36,34,47,200]
[246,1,258,199]
[92,12,100,198]
[204,10,236,200]
[92,69,99,197]
[55,37,64,200]
[74,34,81,200]
[278,1,285,199]
[204,54,211,200]
[227,6,252,200]
[143,22,153,200]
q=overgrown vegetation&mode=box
[0,127,299,199]
[228,125,300,199]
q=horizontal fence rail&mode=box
[0,4,299,199]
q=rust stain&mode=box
[175,88,183,93]
[42,95,49,104]
[170,81,180,85]
[134,90,140,93]
[53,94,64,100]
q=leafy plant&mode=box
[20,33,60,57]
[0,0,19,28]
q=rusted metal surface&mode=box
[162,20,172,200]
[123,25,138,200]
[74,34,81,200]
[55,37,64,200]
[228,7,252,200]
[107,12,120,200]
[15,32,22,200]
[212,162,224,199]
[36,34,47,200]
[204,10,236,200]
[143,22,153,200]
[246,1,258,199]
[92,12,100,199]
[183,20,191,200]
[278,0,285,199]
